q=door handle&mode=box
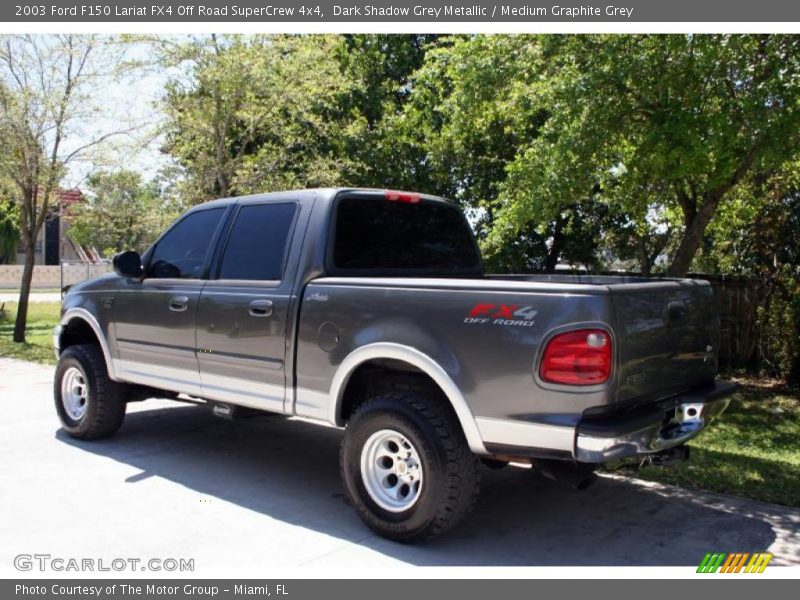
[249,299,273,317]
[169,296,189,312]
[666,300,686,321]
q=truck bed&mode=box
[295,274,718,433]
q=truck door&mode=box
[112,206,228,396]
[195,200,302,413]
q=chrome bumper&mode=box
[575,381,736,463]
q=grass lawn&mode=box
[1,301,798,507]
[0,301,60,365]
[616,378,800,508]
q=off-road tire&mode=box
[54,344,127,439]
[340,391,480,542]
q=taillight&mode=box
[385,190,421,203]
[539,329,612,385]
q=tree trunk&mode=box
[544,214,566,273]
[637,235,652,276]
[667,192,722,277]
[13,241,36,343]
[214,120,229,197]
[669,142,761,277]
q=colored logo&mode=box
[697,552,773,573]
[464,303,538,327]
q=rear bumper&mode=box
[574,381,737,462]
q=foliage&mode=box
[393,36,612,272]
[332,34,447,191]
[159,33,800,281]
[67,169,185,257]
[481,34,800,276]
[161,35,358,203]
[703,166,800,382]
[757,271,800,384]
[0,178,18,264]
[162,34,453,204]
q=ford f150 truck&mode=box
[53,188,735,541]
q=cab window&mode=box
[217,203,297,281]
[147,208,225,279]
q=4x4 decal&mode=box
[464,303,538,327]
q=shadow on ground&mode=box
[56,402,780,566]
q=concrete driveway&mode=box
[1,357,798,573]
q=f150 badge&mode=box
[464,303,538,327]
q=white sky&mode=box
[62,40,176,189]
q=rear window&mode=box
[218,202,297,281]
[332,196,481,273]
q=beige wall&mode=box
[0,264,111,289]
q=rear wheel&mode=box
[54,344,127,439]
[340,391,480,542]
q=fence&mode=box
[700,275,763,369]
[0,262,112,290]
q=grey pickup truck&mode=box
[53,188,735,541]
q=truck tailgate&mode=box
[610,280,719,403]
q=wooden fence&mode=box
[699,275,763,369]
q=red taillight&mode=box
[385,190,421,203]
[539,329,612,386]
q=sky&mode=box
[61,39,178,190]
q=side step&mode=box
[209,402,270,420]
[211,402,236,419]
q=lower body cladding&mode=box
[477,381,737,464]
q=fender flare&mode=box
[58,308,118,380]
[328,342,488,455]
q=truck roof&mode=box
[188,188,452,211]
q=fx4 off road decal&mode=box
[464,303,538,327]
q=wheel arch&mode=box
[58,308,117,380]
[329,342,487,455]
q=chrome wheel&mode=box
[61,366,88,421]
[360,429,424,512]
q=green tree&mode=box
[489,34,800,276]
[0,199,18,265]
[161,35,357,202]
[0,171,18,264]
[158,34,800,278]
[68,169,184,257]
[394,35,615,272]
[0,34,137,342]
[332,34,446,189]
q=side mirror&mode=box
[113,251,143,279]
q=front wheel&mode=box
[340,392,480,542]
[54,344,127,439]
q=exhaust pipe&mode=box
[534,459,598,490]
[646,444,690,467]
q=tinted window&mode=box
[332,197,481,272]
[148,208,224,279]
[218,203,297,280]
